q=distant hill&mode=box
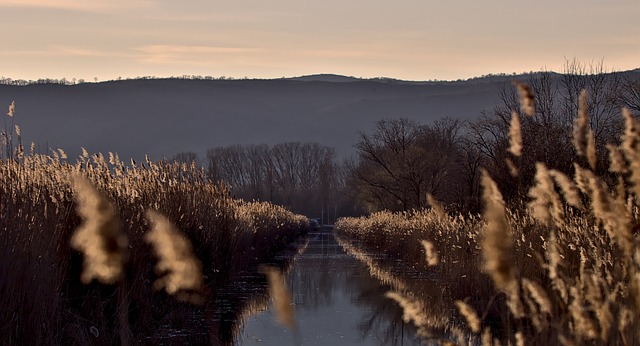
[287,74,364,83]
[0,70,636,162]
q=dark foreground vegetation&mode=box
[0,138,308,344]
[336,76,640,344]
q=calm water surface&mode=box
[235,228,423,346]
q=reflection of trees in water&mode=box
[223,229,453,345]
[286,231,346,309]
[207,238,308,345]
[348,271,422,346]
[292,230,423,345]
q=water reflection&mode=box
[335,234,478,346]
[207,240,308,345]
[238,228,423,345]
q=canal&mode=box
[233,227,423,346]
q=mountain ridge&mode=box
[1,69,636,162]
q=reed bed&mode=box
[336,100,640,344]
[0,148,308,345]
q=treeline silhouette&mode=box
[172,142,362,223]
[350,62,640,213]
[184,61,640,216]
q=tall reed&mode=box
[0,145,308,344]
[335,89,640,345]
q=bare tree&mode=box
[619,73,640,112]
[468,62,625,201]
[206,142,340,217]
[351,118,464,212]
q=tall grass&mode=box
[335,95,640,344]
[0,142,308,344]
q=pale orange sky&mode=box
[1,0,638,81]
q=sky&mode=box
[0,0,638,81]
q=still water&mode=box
[234,228,423,346]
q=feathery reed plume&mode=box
[259,265,296,330]
[573,90,589,156]
[505,158,519,177]
[7,101,14,117]
[528,163,564,227]
[385,291,430,338]
[607,144,627,174]
[618,307,634,344]
[549,169,584,209]
[480,170,514,287]
[568,286,598,340]
[145,210,204,304]
[70,175,127,284]
[621,108,640,203]
[525,281,553,322]
[546,231,568,303]
[508,111,522,157]
[593,287,616,341]
[481,327,493,346]
[587,129,597,170]
[426,193,446,219]
[515,332,525,346]
[420,240,439,267]
[455,300,480,333]
[575,165,633,257]
[513,81,535,116]
[480,170,523,317]
[522,278,552,316]
[573,162,589,195]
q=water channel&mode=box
[230,227,423,346]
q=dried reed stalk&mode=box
[513,81,535,116]
[528,163,564,227]
[587,129,597,171]
[426,193,446,220]
[420,240,439,267]
[385,291,431,338]
[145,210,204,304]
[480,170,523,317]
[260,265,297,330]
[573,90,589,156]
[508,111,522,157]
[70,175,127,284]
[455,300,480,333]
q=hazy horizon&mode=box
[3,66,639,84]
[1,0,639,82]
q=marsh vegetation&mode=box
[0,126,308,344]
[336,77,640,344]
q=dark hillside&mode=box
[1,70,635,161]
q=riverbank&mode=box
[0,152,308,345]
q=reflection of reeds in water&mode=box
[336,87,640,345]
[335,233,471,345]
[208,237,309,346]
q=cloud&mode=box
[0,0,152,13]
[134,45,261,65]
[0,46,133,59]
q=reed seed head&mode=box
[260,265,296,330]
[70,174,127,284]
[508,111,522,157]
[513,81,535,116]
[145,210,204,303]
